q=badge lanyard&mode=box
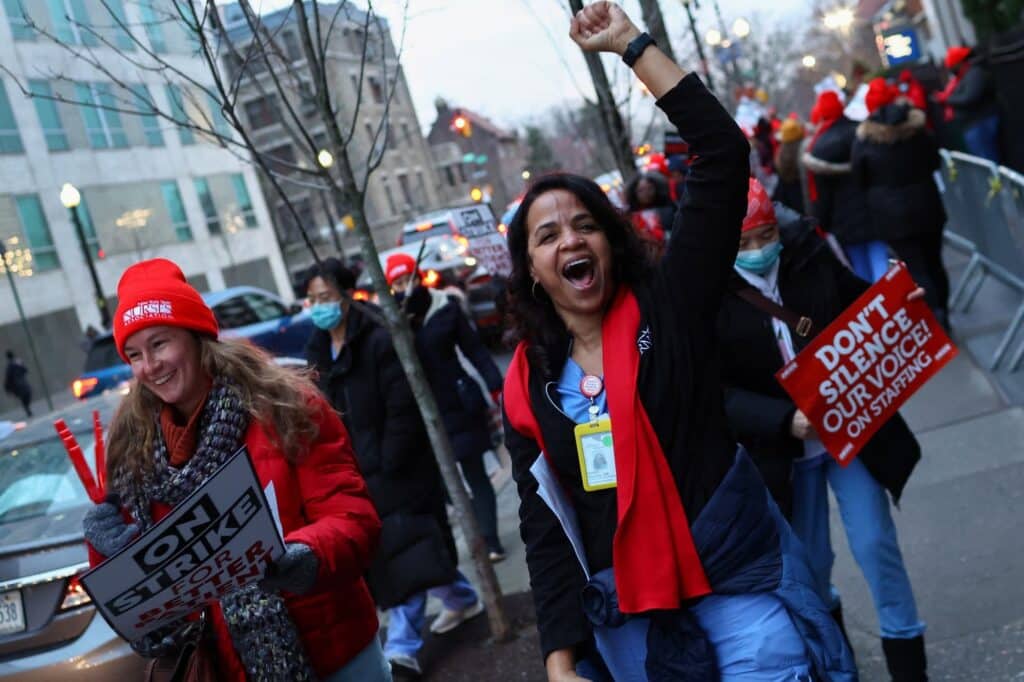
[574,374,616,492]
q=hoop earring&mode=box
[531,280,541,300]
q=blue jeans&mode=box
[791,454,925,639]
[321,636,393,682]
[844,240,890,283]
[964,113,1001,164]
[383,570,478,658]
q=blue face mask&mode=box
[310,301,343,330]
[735,241,783,275]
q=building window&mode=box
[165,84,195,145]
[231,174,258,228]
[0,80,23,154]
[193,178,221,234]
[161,180,192,241]
[275,196,313,241]
[207,94,231,138]
[129,84,163,147]
[3,0,34,40]
[397,174,413,208]
[243,95,279,130]
[264,144,295,175]
[349,74,359,96]
[106,0,134,50]
[381,180,397,216]
[401,121,412,144]
[28,81,69,152]
[138,0,166,52]
[75,83,129,149]
[282,30,301,61]
[368,76,383,104]
[444,166,455,187]
[416,171,428,208]
[457,164,467,184]
[14,195,59,271]
[75,194,102,258]
[48,0,99,46]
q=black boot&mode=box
[830,605,855,662]
[882,635,928,682]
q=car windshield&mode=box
[84,336,123,371]
[0,435,95,547]
[403,222,451,244]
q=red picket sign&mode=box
[54,419,105,503]
[775,263,957,465]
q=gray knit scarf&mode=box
[111,378,317,681]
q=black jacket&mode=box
[716,217,921,515]
[803,116,877,245]
[411,288,503,461]
[947,60,999,127]
[503,74,750,660]
[3,359,29,398]
[852,104,946,242]
[306,304,443,519]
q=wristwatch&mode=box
[622,32,656,68]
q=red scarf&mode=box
[504,288,710,613]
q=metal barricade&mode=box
[938,150,1024,371]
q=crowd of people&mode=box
[75,2,979,681]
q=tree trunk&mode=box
[637,0,677,64]
[289,0,512,643]
[567,0,637,184]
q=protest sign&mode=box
[80,448,285,641]
[452,205,512,277]
[775,263,957,465]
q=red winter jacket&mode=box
[88,394,381,680]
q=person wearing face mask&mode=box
[384,253,507,563]
[716,179,928,681]
[502,4,855,681]
[303,258,483,677]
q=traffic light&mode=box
[450,111,472,138]
[470,187,483,202]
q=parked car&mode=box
[0,393,145,680]
[72,286,311,400]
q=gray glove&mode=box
[130,620,201,659]
[259,543,319,595]
[83,494,139,557]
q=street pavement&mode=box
[449,247,1024,681]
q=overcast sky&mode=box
[251,0,811,131]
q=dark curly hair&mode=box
[505,173,651,378]
[625,172,672,211]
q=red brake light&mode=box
[72,377,99,399]
[415,221,435,232]
[353,289,370,301]
[60,574,92,611]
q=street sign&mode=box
[879,26,922,67]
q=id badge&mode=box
[574,416,616,492]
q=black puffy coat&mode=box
[803,116,877,245]
[716,217,921,516]
[306,304,442,517]
[851,104,946,242]
[410,288,503,461]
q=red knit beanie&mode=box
[865,77,896,114]
[945,46,971,70]
[815,91,845,123]
[113,258,219,360]
[385,253,419,287]
[743,178,777,233]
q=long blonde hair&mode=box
[106,336,320,481]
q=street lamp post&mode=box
[0,239,54,411]
[60,183,111,329]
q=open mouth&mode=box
[562,257,596,290]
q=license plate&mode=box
[0,590,26,636]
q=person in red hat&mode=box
[803,89,890,283]
[383,250,507,565]
[303,256,485,676]
[82,258,389,681]
[935,45,1001,162]
[717,178,929,681]
[853,74,951,329]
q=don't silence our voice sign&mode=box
[775,263,957,465]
